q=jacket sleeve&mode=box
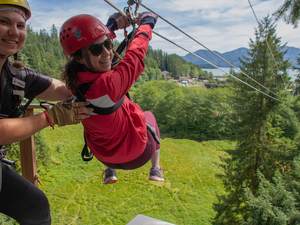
[92,24,153,102]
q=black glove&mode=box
[137,12,158,29]
[106,12,130,32]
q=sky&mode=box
[27,0,300,56]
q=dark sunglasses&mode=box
[88,39,113,56]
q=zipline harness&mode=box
[0,61,33,168]
[79,0,142,161]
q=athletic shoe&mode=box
[149,167,164,182]
[103,168,118,184]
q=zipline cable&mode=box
[103,0,280,101]
[138,1,280,98]
[153,32,279,101]
[247,0,287,88]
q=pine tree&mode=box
[244,171,297,225]
[274,0,300,27]
[294,57,300,95]
[213,16,298,225]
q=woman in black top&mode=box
[0,1,91,224]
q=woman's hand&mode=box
[137,12,158,29]
[106,12,130,31]
[44,99,93,126]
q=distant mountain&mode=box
[183,46,300,68]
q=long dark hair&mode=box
[62,45,120,91]
[62,50,87,92]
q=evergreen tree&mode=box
[294,57,300,95]
[289,155,300,213]
[274,0,300,27]
[244,171,297,225]
[213,17,297,225]
[21,25,65,78]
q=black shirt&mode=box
[0,60,52,118]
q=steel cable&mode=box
[139,1,280,98]
[103,0,280,101]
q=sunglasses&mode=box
[88,39,113,56]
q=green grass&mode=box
[1,125,235,225]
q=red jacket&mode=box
[77,25,152,164]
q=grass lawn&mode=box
[1,125,234,225]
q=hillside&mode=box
[183,46,300,68]
[0,125,235,225]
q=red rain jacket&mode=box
[77,25,152,164]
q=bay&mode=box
[203,68,299,80]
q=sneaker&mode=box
[149,167,164,182]
[103,168,118,184]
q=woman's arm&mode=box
[37,78,72,101]
[0,112,48,145]
[97,24,153,101]
[88,12,157,101]
[0,100,92,145]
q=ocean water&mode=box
[203,68,299,80]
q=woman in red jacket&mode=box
[60,12,164,184]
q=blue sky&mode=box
[27,0,300,56]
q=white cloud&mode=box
[27,0,300,56]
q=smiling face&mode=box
[79,36,114,73]
[0,10,26,57]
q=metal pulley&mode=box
[125,0,141,23]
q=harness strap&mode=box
[0,64,34,118]
[81,134,94,161]
[81,124,160,162]
[76,82,125,161]
[76,82,125,115]
[112,30,136,67]
[92,97,125,115]
[147,124,160,144]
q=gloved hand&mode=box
[106,12,130,32]
[43,99,92,127]
[137,12,158,29]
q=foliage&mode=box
[5,132,50,171]
[213,17,300,225]
[274,0,300,27]
[244,171,297,225]
[131,80,235,140]
[145,47,210,80]
[294,57,300,95]
[283,155,300,225]
[20,26,66,78]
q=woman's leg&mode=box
[0,163,51,225]
[100,111,164,181]
[151,148,161,169]
[149,149,164,182]
[144,111,164,182]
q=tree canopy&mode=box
[275,0,300,27]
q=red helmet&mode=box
[59,14,110,56]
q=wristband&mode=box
[43,111,55,129]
